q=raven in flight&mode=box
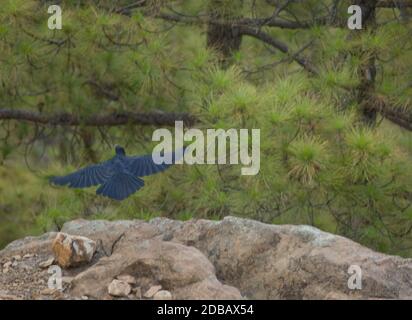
[50,145,184,201]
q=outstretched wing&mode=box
[125,154,172,177]
[96,173,144,201]
[50,162,114,188]
[126,148,185,177]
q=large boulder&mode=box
[70,237,241,299]
[156,217,412,299]
[0,216,411,299]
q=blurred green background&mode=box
[0,0,411,256]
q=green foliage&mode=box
[0,0,411,257]
[288,136,327,185]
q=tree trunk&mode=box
[353,0,378,125]
[206,0,243,67]
[80,127,98,163]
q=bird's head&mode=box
[115,145,126,156]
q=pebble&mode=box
[39,257,55,269]
[108,279,132,297]
[133,287,142,299]
[40,288,58,295]
[153,290,173,300]
[144,285,162,298]
[0,292,20,300]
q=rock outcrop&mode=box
[0,216,411,300]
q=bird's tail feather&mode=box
[50,175,70,186]
[96,173,144,201]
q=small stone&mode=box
[116,274,136,285]
[3,261,12,269]
[40,288,57,295]
[81,295,89,300]
[133,287,142,299]
[52,233,96,268]
[12,255,22,261]
[144,285,162,298]
[108,280,132,297]
[0,295,18,300]
[2,268,9,274]
[153,290,172,300]
[23,253,34,259]
[0,290,20,300]
[39,257,55,269]
[11,261,18,267]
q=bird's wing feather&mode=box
[96,173,144,200]
[50,161,113,188]
[125,149,185,177]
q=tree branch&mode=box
[154,12,320,29]
[379,98,412,131]
[377,0,412,8]
[114,0,148,14]
[0,109,198,127]
[238,26,318,75]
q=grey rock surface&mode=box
[1,216,411,299]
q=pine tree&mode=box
[0,0,411,255]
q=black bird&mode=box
[50,145,184,201]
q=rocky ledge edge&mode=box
[1,216,411,300]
